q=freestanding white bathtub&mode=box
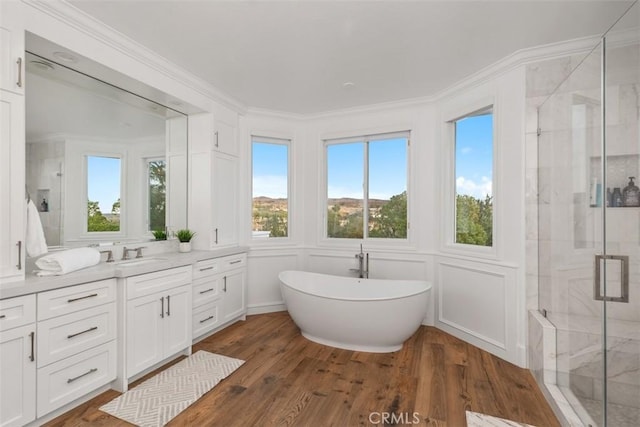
[278,270,431,353]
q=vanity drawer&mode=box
[126,266,191,300]
[192,301,220,339]
[0,294,36,331]
[219,254,246,272]
[192,276,220,306]
[37,340,116,417]
[193,259,219,279]
[38,279,116,321]
[37,302,116,367]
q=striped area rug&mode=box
[100,351,244,427]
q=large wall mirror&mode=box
[25,33,189,249]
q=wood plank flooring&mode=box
[45,312,560,427]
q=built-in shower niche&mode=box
[589,154,640,208]
[36,189,50,212]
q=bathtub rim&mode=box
[278,270,432,302]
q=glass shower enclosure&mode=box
[537,3,639,426]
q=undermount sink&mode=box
[116,257,168,267]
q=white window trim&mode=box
[320,130,412,247]
[441,97,499,260]
[250,135,293,244]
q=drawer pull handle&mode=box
[199,288,214,294]
[230,260,242,265]
[67,326,98,339]
[16,241,22,270]
[67,368,98,383]
[67,293,98,303]
[17,57,23,88]
[167,295,171,316]
[223,276,227,292]
[199,266,214,271]
[199,315,214,324]
[29,331,35,362]
[0,315,5,319]
[160,297,165,318]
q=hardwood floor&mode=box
[45,312,560,427]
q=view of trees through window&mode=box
[148,159,166,232]
[326,134,408,239]
[252,139,289,238]
[454,108,493,247]
[87,155,121,232]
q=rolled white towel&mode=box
[35,247,101,276]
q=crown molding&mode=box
[24,0,247,114]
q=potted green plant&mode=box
[175,229,196,253]
[152,229,167,241]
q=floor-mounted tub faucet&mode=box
[350,244,369,278]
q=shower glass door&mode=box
[603,5,640,426]
[538,3,639,426]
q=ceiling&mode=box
[68,0,635,115]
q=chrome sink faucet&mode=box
[99,249,114,263]
[122,246,146,260]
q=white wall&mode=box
[241,68,527,366]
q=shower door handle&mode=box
[594,254,629,303]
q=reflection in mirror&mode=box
[25,43,188,249]
[87,155,121,232]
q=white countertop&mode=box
[0,247,249,300]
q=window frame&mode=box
[250,135,292,242]
[442,101,498,259]
[322,130,411,245]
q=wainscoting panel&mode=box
[247,250,301,314]
[436,257,518,363]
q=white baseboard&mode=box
[247,302,286,315]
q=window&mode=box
[147,159,166,232]
[326,132,408,239]
[252,137,290,238]
[453,107,493,247]
[86,155,121,232]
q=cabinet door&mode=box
[213,118,237,155]
[0,90,25,284]
[163,285,191,357]
[222,270,246,322]
[0,1,25,94]
[0,324,36,427]
[212,152,238,247]
[126,294,164,376]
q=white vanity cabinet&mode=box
[192,254,246,342]
[0,295,36,427]
[35,279,117,417]
[0,90,25,285]
[124,266,192,379]
[212,152,239,248]
[0,1,26,285]
[0,0,25,95]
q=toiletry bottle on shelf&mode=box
[589,177,598,207]
[612,187,623,207]
[623,176,640,207]
[606,187,612,207]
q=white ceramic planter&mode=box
[178,242,191,253]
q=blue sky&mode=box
[87,156,121,213]
[252,142,289,199]
[455,113,493,199]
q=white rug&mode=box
[100,350,244,427]
[466,411,536,427]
